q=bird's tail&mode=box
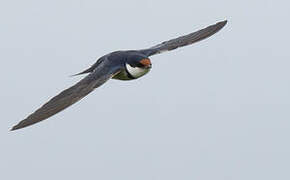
[70,59,104,77]
[70,67,94,77]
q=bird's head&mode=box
[124,54,152,79]
[126,53,152,69]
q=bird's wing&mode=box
[11,61,122,131]
[140,20,227,56]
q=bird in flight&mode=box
[11,20,227,131]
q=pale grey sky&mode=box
[1,0,290,179]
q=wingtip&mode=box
[10,121,29,131]
[10,123,23,131]
[10,125,18,131]
[217,20,228,27]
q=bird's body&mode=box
[11,20,227,131]
[74,51,151,80]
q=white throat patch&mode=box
[125,63,150,79]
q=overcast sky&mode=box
[1,0,290,179]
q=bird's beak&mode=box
[146,64,152,69]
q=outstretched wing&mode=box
[11,61,121,131]
[140,20,227,56]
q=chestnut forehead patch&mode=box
[140,58,151,66]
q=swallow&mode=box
[11,20,227,131]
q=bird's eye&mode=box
[136,62,144,68]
